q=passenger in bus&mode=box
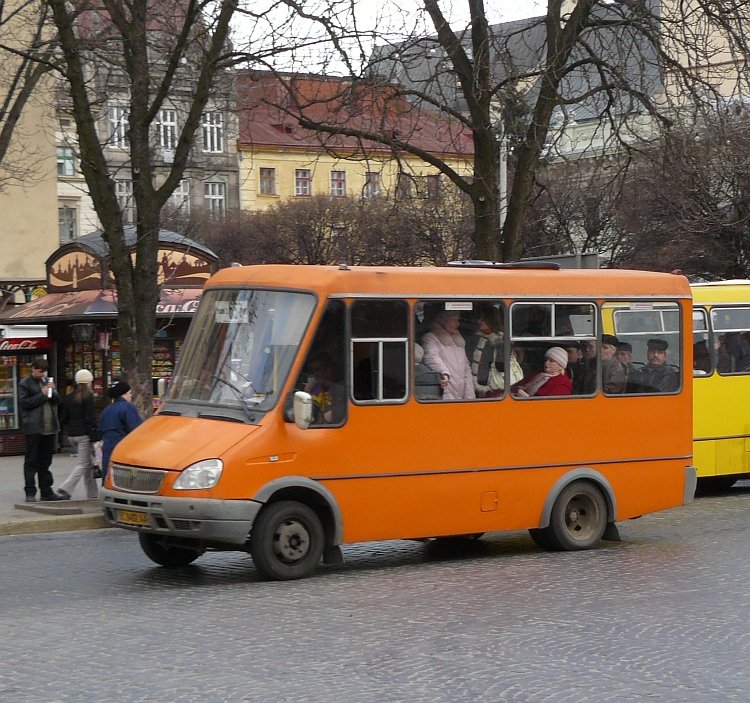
[716,335,732,373]
[421,310,476,400]
[413,343,442,400]
[576,336,625,394]
[512,347,572,397]
[693,340,711,374]
[465,305,504,398]
[303,352,346,423]
[616,341,641,393]
[638,339,679,392]
[562,341,585,389]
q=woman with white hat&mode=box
[512,347,573,398]
[57,369,99,500]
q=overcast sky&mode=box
[236,0,546,71]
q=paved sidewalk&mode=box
[0,450,109,537]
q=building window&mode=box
[363,171,381,198]
[259,167,276,195]
[158,109,177,149]
[115,179,134,223]
[396,174,413,199]
[204,181,226,215]
[202,112,223,153]
[58,204,77,241]
[108,105,129,149]
[168,179,190,213]
[57,147,75,177]
[295,168,312,196]
[330,170,346,197]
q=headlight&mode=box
[173,459,223,490]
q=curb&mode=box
[0,513,111,537]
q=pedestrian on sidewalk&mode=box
[97,381,142,485]
[19,357,65,502]
[57,369,100,500]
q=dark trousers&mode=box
[23,433,57,498]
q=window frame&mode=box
[330,170,346,197]
[295,168,312,196]
[158,108,177,150]
[201,112,224,153]
[204,181,226,216]
[56,146,75,177]
[259,167,276,196]
[108,105,129,149]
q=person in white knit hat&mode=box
[512,346,573,398]
[57,369,99,500]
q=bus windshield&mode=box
[167,289,316,415]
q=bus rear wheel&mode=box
[249,501,325,580]
[138,533,203,567]
[531,480,607,551]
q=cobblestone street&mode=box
[1,483,749,702]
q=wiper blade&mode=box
[197,412,246,423]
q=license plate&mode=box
[117,509,149,526]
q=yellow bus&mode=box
[689,281,750,488]
[102,264,696,580]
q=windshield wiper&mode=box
[211,375,258,421]
[197,412,246,423]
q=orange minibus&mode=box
[102,263,696,580]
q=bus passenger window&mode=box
[711,307,750,374]
[610,301,681,394]
[297,300,347,425]
[351,300,408,402]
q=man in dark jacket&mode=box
[19,357,65,502]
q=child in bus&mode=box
[421,310,476,400]
[512,347,572,397]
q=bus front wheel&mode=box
[138,533,203,567]
[250,500,325,580]
[530,480,607,551]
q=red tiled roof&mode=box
[236,72,474,159]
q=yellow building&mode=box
[237,73,473,210]
[0,1,58,287]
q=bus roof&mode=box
[206,265,691,299]
[691,280,750,305]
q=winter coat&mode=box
[98,397,143,474]
[421,324,476,400]
[465,331,503,397]
[515,371,573,397]
[59,391,97,437]
[19,375,60,435]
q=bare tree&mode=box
[237,0,750,261]
[187,193,473,267]
[46,0,237,414]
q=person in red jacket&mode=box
[512,346,573,397]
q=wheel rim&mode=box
[272,518,311,563]
[563,493,601,542]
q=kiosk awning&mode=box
[0,288,203,323]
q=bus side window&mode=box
[297,300,347,426]
[611,301,682,394]
[351,300,408,403]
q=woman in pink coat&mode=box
[421,310,476,400]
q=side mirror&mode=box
[293,391,313,430]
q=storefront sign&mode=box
[0,338,54,352]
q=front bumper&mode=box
[102,488,262,545]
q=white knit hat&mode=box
[75,369,93,384]
[545,347,568,369]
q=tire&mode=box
[250,501,325,580]
[534,480,608,552]
[138,533,203,567]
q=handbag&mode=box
[91,441,103,478]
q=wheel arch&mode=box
[253,476,343,546]
[537,468,616,529]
